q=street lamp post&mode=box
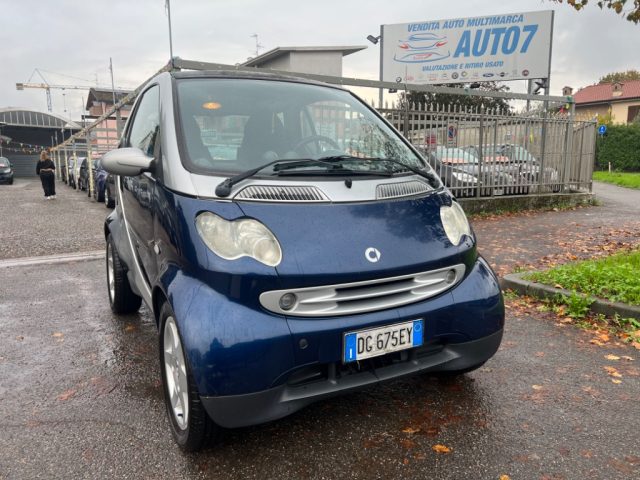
[166,0,174,65]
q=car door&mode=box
[119,84,161,286]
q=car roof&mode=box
[170,69,346,91]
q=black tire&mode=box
[105,187,115,208]
[106,234,142,314]
[159,302,218,452]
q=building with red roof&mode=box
[569,80,640,124]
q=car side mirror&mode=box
[102,147,153,176]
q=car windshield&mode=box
[175,78,426,176]
[507,146,537,163]
[0,158,9,167]
[435,147,479,164]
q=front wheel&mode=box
[106,234,142,314]
[159,302,218,451]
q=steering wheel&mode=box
[293,135,341,155]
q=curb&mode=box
[501,272,640,320]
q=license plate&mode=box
[343,320,423,363]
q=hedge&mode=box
[595,123,640,171]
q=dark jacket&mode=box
[36,159,55,175]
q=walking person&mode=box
[36,150,56,199]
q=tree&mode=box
[553,0,640,24]
[599,69,640,83]
[397,82,512,112]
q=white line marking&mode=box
[0,251,104,269]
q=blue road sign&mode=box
[598,125,607,136]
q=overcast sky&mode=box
[0,0,638,121]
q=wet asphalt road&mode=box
[1,179,639,479]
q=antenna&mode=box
[250,34,264,57]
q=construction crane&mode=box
[15,68,113,112]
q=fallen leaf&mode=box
[52,332,64,338]
[57,389,76,401]
[534,351,545,357]
[632,341,640,350]
[500,476,511,480]
[402,427,420,434]
[605,354,620,361]
[611,379,622,384]
[560,317,573,324]
[590,339,604,346]
[15,336,24,341]
[124,324,136,332]
[532,385,544,390]
[598,333,610,342]
[400,438,415,449]
[402,458,409,465]
[604,366,622,378]
[621,356,634,361]
[414,453,426,460]
[432,444,452,454]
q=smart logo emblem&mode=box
[365,247,381,263]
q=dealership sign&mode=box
[381,10,553,85]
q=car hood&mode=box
[238,191,476,288]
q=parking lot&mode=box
[1,179,639,479]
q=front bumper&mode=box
[165,255,504,428]
[201,329,503,428]
[0,172,13,184]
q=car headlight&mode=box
[451,171,478,184]
[440,202,471,246]
[195,212,282,267]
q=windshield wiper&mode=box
[215,158,337,197]
[317,155,441,187]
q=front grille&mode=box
[376,180,432,200]
[234,185,329,202]
[259,264,465,317]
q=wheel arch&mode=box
[153,286,169,329]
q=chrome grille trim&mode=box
[376,180,433,200]
[259,264,466,317]
[234,185,329,202]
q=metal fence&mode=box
[50,58,597,201]
[379,101,596,198]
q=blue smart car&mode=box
[102,70,504,451]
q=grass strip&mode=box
[524,250,640,306]
[593,171,640,189]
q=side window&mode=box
[128,86,160,156]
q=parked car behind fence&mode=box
[423,146,517,197]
